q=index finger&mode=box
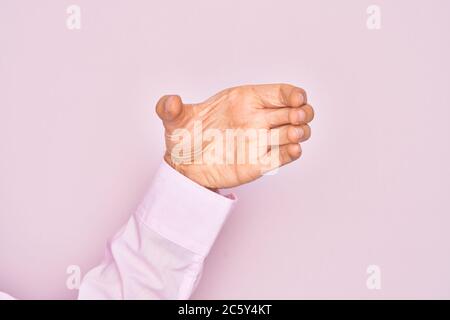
[253,83,307,108]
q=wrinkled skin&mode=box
[155,84,314,189]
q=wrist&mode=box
[163,153,218,192]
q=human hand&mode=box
[155,84,314,189]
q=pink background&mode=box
[1,0,450,299]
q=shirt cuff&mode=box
[136,161,236,257]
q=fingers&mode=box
[270,124,311,145]
[265,104,314,128]
[253,83,307,108]
[280,143,302,163]
[260,143,302,173]
[290,104,314,125]
[155,95,184,125]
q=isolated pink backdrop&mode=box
[1,0,450,299]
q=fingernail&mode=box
[164,96,173,113]
[296,127,304,138]
[297,109,306,123]
[299,92,305,105]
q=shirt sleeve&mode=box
[0,292,15,300]
[77,161,236,299]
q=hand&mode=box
[155,84,314,189]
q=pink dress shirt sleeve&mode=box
[77,161,236,299]
[0,292,14,300]
[0,161,236,300]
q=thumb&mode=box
[155,95,184,124]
